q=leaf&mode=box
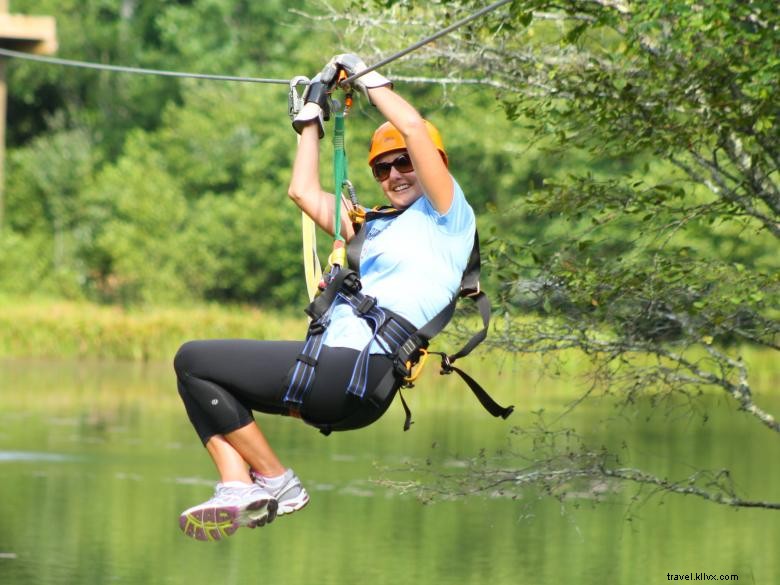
[518,11,533,27]
[565,23,588,44]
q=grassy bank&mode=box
[1,298,777,393]
[0,297,308,361]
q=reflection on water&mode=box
[0,452,77,462]
[0,358,778,585]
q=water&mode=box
[1,358,778,585]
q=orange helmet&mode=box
[367,120,448,167]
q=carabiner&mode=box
[342,179,365,225]
[335,70,353,115]
[342,179,359,207]
[404,348,431,385]
[288,75,309,120]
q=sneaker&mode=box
[251,468,310,517]
[179,482,278,541]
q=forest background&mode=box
[2,0,779,496]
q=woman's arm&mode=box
[367,86,454,214]
[287,122,356,241]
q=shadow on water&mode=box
[0,357,778,585]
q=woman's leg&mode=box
[174,339,397,481]
[222,424,285,478]
[203,432,281,483]
[174,339,310,539]
[174,339,300,480]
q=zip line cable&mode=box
[0,47,289,84]
[341,0,513,86]
[0,0,513,87]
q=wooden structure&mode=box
[0,1,57,231]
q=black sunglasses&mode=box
[372,153,414,182]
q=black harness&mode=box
[283,207,513,433]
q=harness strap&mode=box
[434,352,514,419]
[282,309,332,406]
[346,206,403,271]
[283,267,418,408]
[348,209,511,422]
[305,267,360,321]
[332,109,348,244]
[398,389,414,431]
[335,289,417,398]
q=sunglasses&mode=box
[372,153,414,182]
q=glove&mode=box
[292,73,332,138]
[332,53,392,103]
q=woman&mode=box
[174,54,476,541]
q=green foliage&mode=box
[184,191,304,306]
[3,1,777,394]
[3,2,339,307]
[0,230,65,295]
[341,0,779,430]
[79,132,191,304]
[7,0,309,150]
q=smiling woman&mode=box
[171,52,511,542]
[367,119,450,210]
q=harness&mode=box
[283,205,514,434]
[285,82,513,434]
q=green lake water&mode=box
[0,357,778,585]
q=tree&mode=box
[334,0,779,508]
[2,0,336,306]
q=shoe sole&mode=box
[246,498,279,528]
[180,498,277,541]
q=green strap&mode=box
[332,111,347,242]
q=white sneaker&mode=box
[179,482,278,541]
[251,469,310,517]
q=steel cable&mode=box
[0,47,289,84]
[341,0,513,86]
[0,0,514,87]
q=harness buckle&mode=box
[342,272,362,294]
[393,357,412,379]
[461,281,481,298]
[354,295,377,315]
[308,320,328,336]
[440,353,454,375]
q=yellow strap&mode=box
[301,211,323,301]
[295,128,323,302]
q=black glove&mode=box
[292,73,332,138]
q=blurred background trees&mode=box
[2,0,777,506]
[3,0,777,406]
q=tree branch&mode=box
[376,445,780,511]
[670,155,780,238]
[720,131,780,216]
[599,466,780,510]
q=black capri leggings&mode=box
[174,339,400,443]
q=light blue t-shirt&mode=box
[322,177,476,353]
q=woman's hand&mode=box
[291,73,332,139]
[331,53,392,103]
